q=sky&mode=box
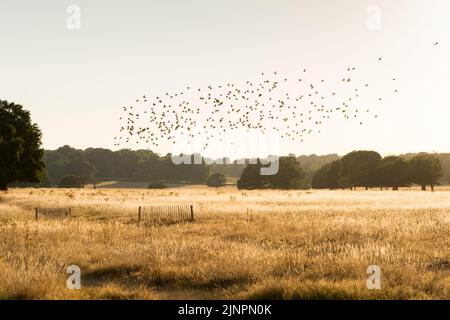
[0,0,449,158]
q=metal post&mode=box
[138,206,141,223]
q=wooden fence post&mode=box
[35,208,39,221]
[138,206,142,223]
[190,205,194,221]
[68,207,72,217]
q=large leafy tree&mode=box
[376,156,409,190]
[269,156,307,189]
[409,154,443,191]
[237,161,265,190]
[206,172,226,188]
[0,100,45,190]
[238,156,308,190]
[340,150,381,190]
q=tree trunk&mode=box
[365,186,368,190]
[380,185,383,191]
[421,185,426,191]
[431,185,434,192]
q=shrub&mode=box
[206,173,226,188]
[148,181,167,189]
[58,175,84,188]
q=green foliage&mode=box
[208,154,340,181]
[45,146,97,185]
[401,153,449,185]
[42,145,449,190]
[237,156,308,190]
[44,148,210,186]
[237,162,264,190]
[206,173,226,188]
[408,154,443,188]
[270,156,308,189]
[58,175,84,188]
[312,151,444,190]
[312,160,343,189]
[340,151,382,188]
[0,100,45,190]
[376,156,409,190]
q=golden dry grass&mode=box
[0,186,449,300]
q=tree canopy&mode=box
[376,156,409,190]
[409,154,443,190]
[44,147,210,186]
[237,156,308,190]
[340,150,382,189]
[206,173,226,188]
[312,151,443,191]
[33,145,450,190]
[311,159,343,189]
[0,100,45,190]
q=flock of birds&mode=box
[115,43,440,151]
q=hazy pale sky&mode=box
[1,0,449,157]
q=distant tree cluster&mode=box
[312,151,443,191]
[237,156,309,190]
[45,146,210,187]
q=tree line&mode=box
[44,146,210,186]
[1,100,449,191]
[312,151,443,191]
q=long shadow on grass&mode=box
[81,264,255,291]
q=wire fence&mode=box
[35,207,71,220]
[138,204,194,225]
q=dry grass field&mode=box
[0,186,449,300]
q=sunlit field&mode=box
[0,187,449,299]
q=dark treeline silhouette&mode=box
[41,146,449,190]
[43,146,340,188]
[44,146,209,187]
[4,100,448,191]
[312,151,444,191]
[237,156,309,190]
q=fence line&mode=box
[138,204,194,224]
[35,207,71,221]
